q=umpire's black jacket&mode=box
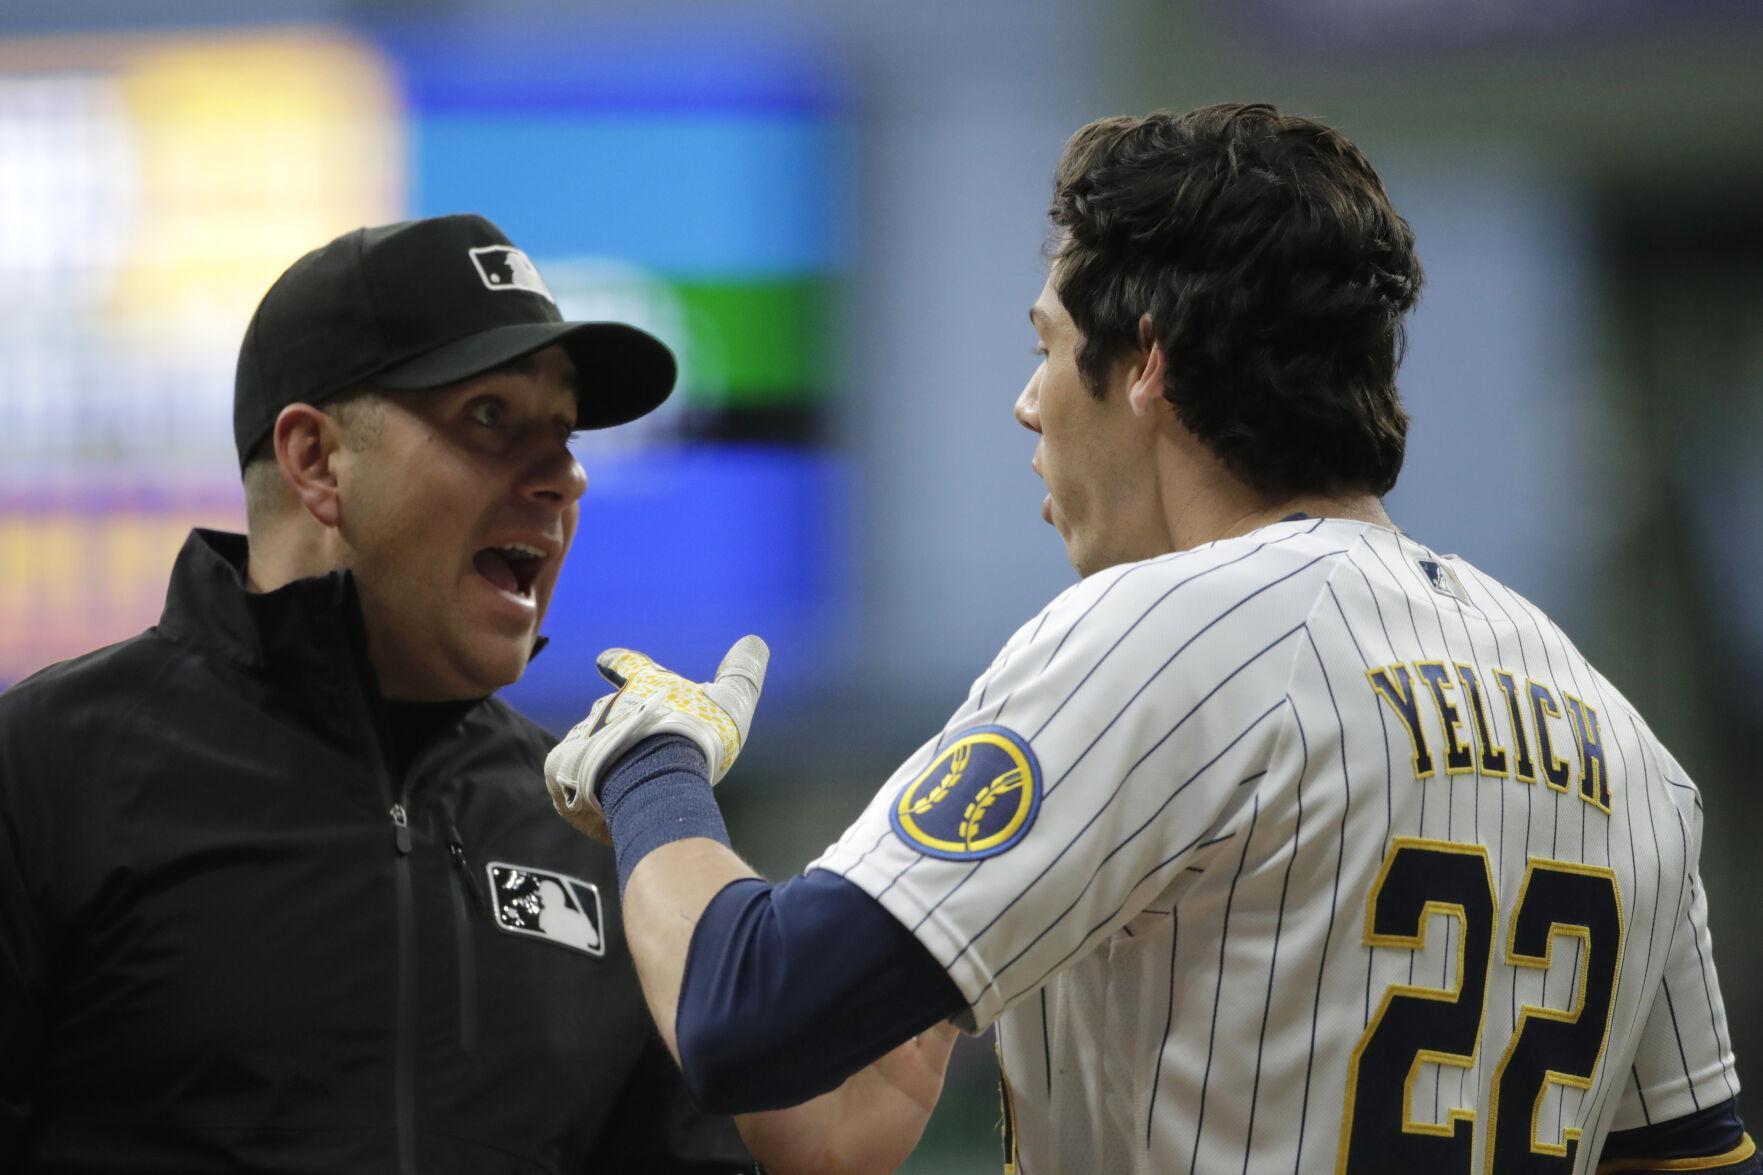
[0,529,749,1174]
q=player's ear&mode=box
[1126,313,1166,418]
[272,403,346,530]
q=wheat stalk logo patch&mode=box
[890,727,1042,861]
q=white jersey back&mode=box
[811,517,1740,1174]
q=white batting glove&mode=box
[545,636,769,843]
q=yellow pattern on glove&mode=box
[597,649,745,778]
[544,636,770,844]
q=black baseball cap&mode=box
[233,213,677,466]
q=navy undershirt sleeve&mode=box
[673,869,969,1114]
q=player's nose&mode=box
[1014,371,1042,433]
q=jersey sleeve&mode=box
[1611,760,1742,1131]
[810,539,1327,1032]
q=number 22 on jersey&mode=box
[1337,838,1625,1174]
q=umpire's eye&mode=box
[468,398,507,428]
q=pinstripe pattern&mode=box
[808,518,1739,1174]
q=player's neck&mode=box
[1207,493,1393,543]
[1154,426,1393,550]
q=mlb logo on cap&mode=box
[469,245,555,301]
[485,862,605,958]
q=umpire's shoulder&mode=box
[0,631,178,833]
[3,624,168,695]
[0,629,174,745]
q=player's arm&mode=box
[546,644,962,1175]
[1596,1100,1758,1173]
[1599,750,1753,1175]
[623,829,961,1174]
[613,797,967,1079]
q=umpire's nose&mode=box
[521,445,587,509]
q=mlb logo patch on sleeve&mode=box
[486,863,605,958]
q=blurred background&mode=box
[2,0,1761,1169]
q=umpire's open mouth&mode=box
[474,544,545,598]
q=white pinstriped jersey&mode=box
[810,517,1741,1175]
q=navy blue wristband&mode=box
[601,734,731,892]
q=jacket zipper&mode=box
[446,821,480,1053]
[388,799,416,1175]
[341,605,419,1175]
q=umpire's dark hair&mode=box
[1049,103,1421,497]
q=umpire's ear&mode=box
[272,402,347,530]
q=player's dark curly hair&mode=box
[1049,103,1421,497]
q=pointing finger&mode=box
[596,648,648,688]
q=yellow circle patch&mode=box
[890,726,1042,860]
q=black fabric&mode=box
[0,529,750,1175]
[1601,1097,1752,1168]
[381,699,476,783]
